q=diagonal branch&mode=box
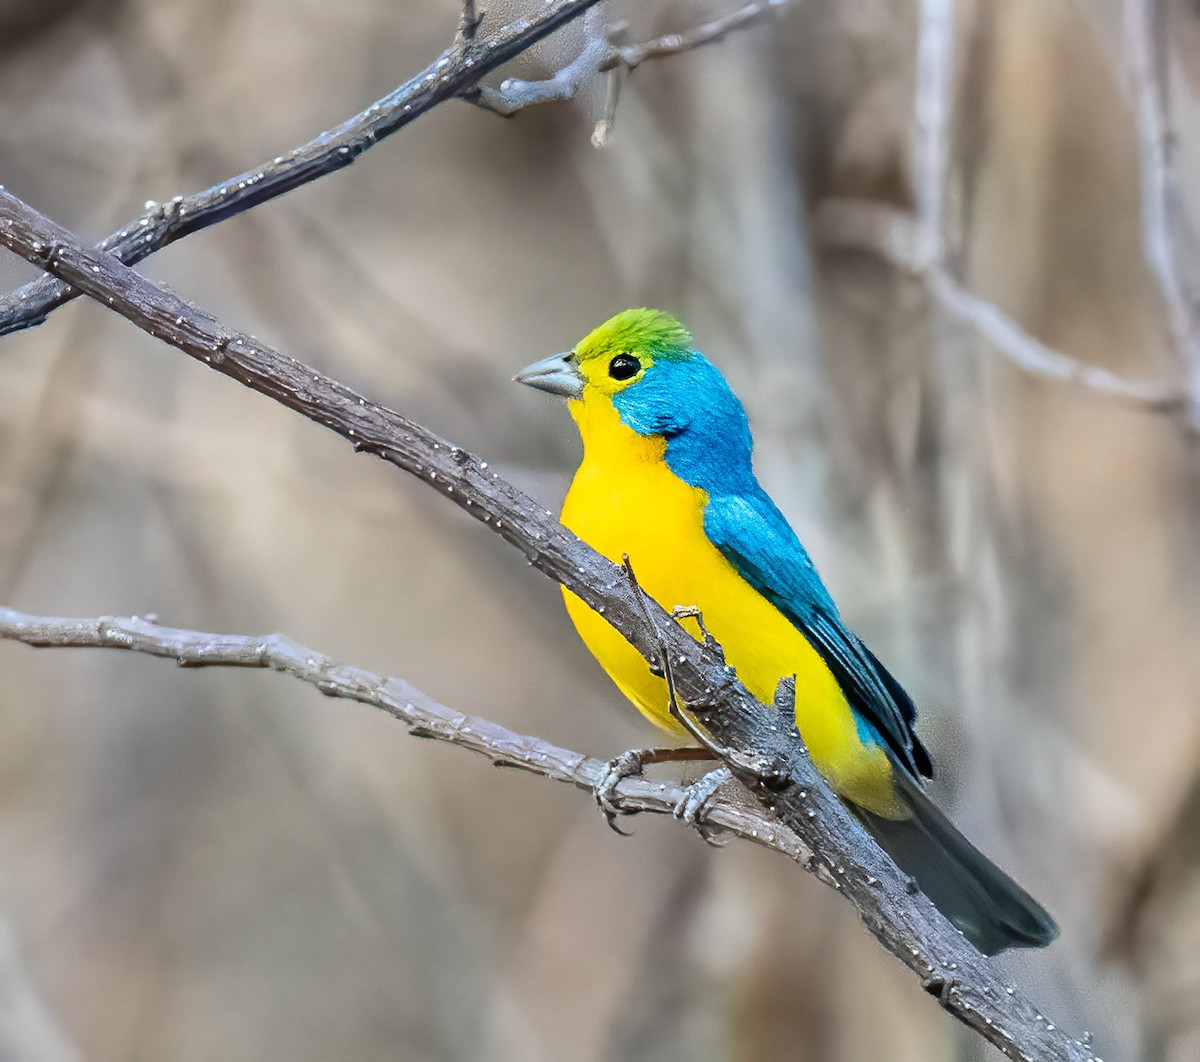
[0,606,813,864]
[0,189,1098,1061]
[0,0,602,339]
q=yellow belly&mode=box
[560,404,898,816]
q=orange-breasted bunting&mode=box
[515,308,1057,955]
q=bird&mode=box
[514,307,1058,955]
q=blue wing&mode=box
[703,488,933,780]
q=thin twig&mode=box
[0,0,602,338]
[0,607,810,861]
[590,63,622,148]
[457,0,483,43]
[598,1,783,73]
[0,188,1098,1061]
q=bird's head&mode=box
[515,308,754,490]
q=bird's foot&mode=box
[671,604,724,663]
[674,766,734,846]
[595,746,717,834]
[595,748,648,835]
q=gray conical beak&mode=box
[514,352,583,399]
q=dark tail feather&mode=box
[857,777,1058,955]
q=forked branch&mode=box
[470,1,785,116]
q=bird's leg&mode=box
[671,604,724,664]
[595,745,716,834]
[654,607,742,843]
[620,557,738,760]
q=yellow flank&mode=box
[561,397,900,817]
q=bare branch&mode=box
[0,606,813,863]
[0,188,1099,1061]
[0,0,602,338]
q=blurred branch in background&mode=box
[0,188,1098,1062]
[1111,764,1200,1057]
[812,196,1188,413]
[906,0,1190,418]
[929,272,1186,411]
[1121,0,1200,428]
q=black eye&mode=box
[608,354,641,380]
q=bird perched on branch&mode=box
[515,308,1057,955]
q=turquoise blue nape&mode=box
[611,353,756,496]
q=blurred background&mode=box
[1,0,1198,1058]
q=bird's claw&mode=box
[674,766,733,846]
[595,748,647,834]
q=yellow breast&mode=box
[560,398,898,816]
